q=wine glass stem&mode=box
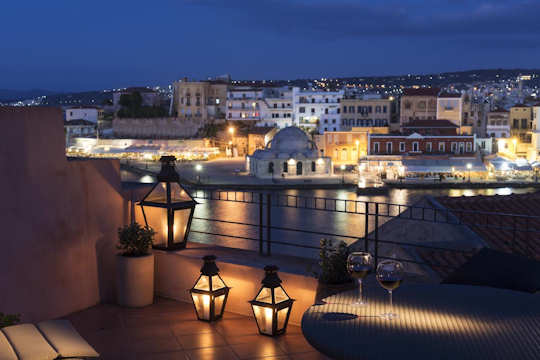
[389,290,393,314]
[358,279,363,303]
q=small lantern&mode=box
[190,255,230,321]
[250,265,295,336]
[138,156,197,251]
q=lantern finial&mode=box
[262,265,282,288]
[201,255,220,276]
[157,156,180,182]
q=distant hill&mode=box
[0,89,58,102]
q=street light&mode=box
[195,163,202,184]
[340,164,346,184]
[466,163,472,182]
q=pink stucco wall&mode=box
[0,107,128,322]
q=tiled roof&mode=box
[420,192,540,278]
[403,119,458,128]
[402,88,440,97]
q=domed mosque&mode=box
[247,127,332,179]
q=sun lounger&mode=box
[0,320,99,359]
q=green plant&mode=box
[117,223,155,257]
[314,238,352,284]
[0,313,20,328]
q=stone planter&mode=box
[116,253,154,307]
[314,280,356,305]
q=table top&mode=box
[301,283,540,360]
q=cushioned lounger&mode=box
[37,320,99,359]
[1,323,58,360]
[0,330,18,360]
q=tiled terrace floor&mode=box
[64,297,330,360]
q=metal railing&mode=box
[187,189,540,275]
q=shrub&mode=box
[117,223,155,257]
[0,313,20,328]
[315,238,352,284]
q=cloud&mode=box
[183,0,540,39]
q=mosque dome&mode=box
[266,127,316,154]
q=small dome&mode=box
[267,127,316,153]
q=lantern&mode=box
[190,255,230,322]
[138,156,197,251]
[250,265,294,336]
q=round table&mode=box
[302,283,540,360]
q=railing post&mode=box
[374,203,379,268]
[259,193,264,255]
[364,202,369,251]
[266,193,272,256]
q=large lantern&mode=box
[250,265,295,336]
[138,156,197,251]
[190,255,230,321]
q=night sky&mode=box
[2,0,540,91]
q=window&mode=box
[311,161,316,172]
[383,106,387,113]
[343,106,347,113]
[426,142,432,152]
[466,142,472,152]
[513,119,519,128]
[283,162,288,173]
[268,162,274,173]
[386,142,392,153]
[412,142,419,152]
[374,142,380,153]
[375,106,381,113]
[521,118,528,129]
[439,142,445,152]
[400,142,405,152]
[325,98,329,103]
[311,108,315,113]
[349,106,355,113]
[332,119,336,124]
[325,108,329,114]
[324,119,328,124]
[299,107,305,113]
[451,142,457,153]
[273,103,277,109]
[311,98,315,103]
[481,141,486,149]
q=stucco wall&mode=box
[113,117,204,138]
[0,107,128,322]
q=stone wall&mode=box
[113,117,205,138]
[0,107,129,322]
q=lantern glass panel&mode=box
[145,183,168,203]
[191,293,211,321]
[273,286,290,303]
[170,182,194,202]
[211,275,226,291]
[214,294,226,316]
[252,305,274,335]
[141,206,168,246]
[173,208,191,242]
[277,307,289,330]
[194,275,211,291]
[255,288,273,304]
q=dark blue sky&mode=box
[2,0,540,91]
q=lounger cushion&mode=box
[38,320,99,359]
[0,330,17,360]
[1,323,58,360]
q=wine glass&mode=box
[347,252,374,306]
[376,260,404,320]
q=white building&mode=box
[436,93,463,127]
[65,106,101,123]
[529,103,540,161]
[292,87,343,132]
[246,126,332,179]
[258,87,293,128]
[226,86,264,122]
[64,119,96,146]
[486,109,510,138]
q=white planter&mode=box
[116,253,154,307]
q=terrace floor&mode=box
[64,297,330,360]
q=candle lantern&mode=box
[190,255,230,321]
[138,156,197,251]
[250,265,295,336]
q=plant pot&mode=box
[116,253,154,307]
[314,280,356,305]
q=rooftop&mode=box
[438,92,462,98]
[402,88,440,97]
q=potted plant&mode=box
[116,223,155,307]
[313,238,355,305]
[0,313,20,328]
